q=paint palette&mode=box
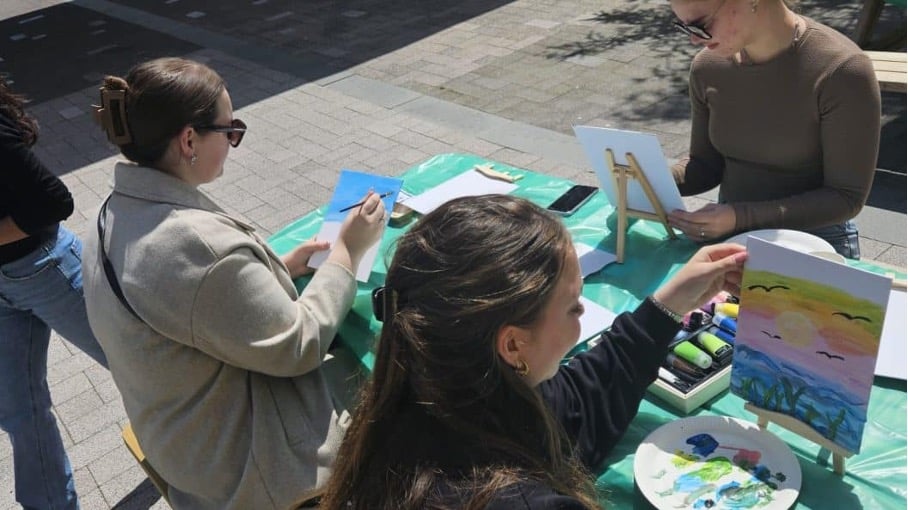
[634,416,801,510]
[726,229,836,256]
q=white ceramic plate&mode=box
[634,416,801,510]
[726,229,838,256]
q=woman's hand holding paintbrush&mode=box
[338,191,393,212]
[329,191,387,273]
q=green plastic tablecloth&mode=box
[269,153,906,509]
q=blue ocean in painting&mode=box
[731,345,866,453]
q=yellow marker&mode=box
[714,302,739,318]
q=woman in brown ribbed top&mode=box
[666,0,880,259]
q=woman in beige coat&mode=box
[82,57,385,510]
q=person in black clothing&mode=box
[0,78,107,510]
[321,195,746,509]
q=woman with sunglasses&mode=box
[82,57,386,510]
[666,0,880,259]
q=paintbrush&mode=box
[338,191,393,212]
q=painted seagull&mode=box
[747,285,790,292]
[816,351,844,361]
[832,311,871,322]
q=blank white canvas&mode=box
[573,125,685,214]
[874,289,906,380]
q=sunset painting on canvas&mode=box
[730,238,891,454]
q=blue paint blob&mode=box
[686,433,719,456]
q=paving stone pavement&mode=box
[0,0,904,508]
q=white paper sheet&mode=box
[573,125,685,214]
[874,289,907,380]
[404,169,518,215]
[575,242,617,278]
[578,296,617,345]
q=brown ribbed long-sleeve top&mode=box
[671,17,881,232]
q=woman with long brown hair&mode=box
[0,78,106,509]
[322,194,746,509]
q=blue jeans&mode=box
[0,225,107,510]
[805,220,861,260]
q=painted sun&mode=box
[774,311,816,349]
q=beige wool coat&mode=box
[82,162,358,509]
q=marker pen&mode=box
[662,363,698,383]
[665,353,706,378]
[714,302,739,319]
[673,341,713,369]
[711,326,736,345]
[658,367,691,391]
[712,313,737,335]
[687,311,706,330]
[697,331,733,361]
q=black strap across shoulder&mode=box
[96,195,143,321]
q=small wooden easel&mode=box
[604,149,676,263]
[745,402,853,476]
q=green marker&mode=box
[673,341,712,369]
[698,331,733,360]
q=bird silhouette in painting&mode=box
[816,351,845,361]
[747,284,790,292]
[831,311,871,322]
[761,330,782,340]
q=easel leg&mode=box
[833,454,845,476]
[616,168,628,264]
[604,150,676,262]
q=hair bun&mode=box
[102,75,128,92]
[93,76,132,145]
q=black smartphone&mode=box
[546,185,598,216]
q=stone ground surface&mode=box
[0,0,904,508]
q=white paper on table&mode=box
[573,125,685,214]
[404,170,518,215]
[874,289,907,380]
[575,242,617,278]
[396,189,413,203]
[577,296,617,345]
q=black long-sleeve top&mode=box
[377,298,681,509]
[0,113,74,264]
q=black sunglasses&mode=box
[672,20,713,40]
[672,0,727,40]
[193,118,247,147]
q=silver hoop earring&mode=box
[190,154,198,166]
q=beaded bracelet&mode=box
[647,296,684,324]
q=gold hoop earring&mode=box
[514,359,529,377]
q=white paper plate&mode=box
[634,416,801,510]
[726,229,838,256]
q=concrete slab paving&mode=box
[0,0,903,508]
